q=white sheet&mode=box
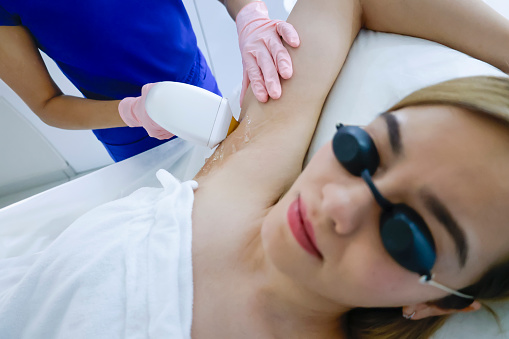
[0,138,210,260]
[0,170,196,339]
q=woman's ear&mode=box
[402,301,481,320]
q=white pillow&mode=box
[307,30,505,164]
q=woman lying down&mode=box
[2,0,509,338]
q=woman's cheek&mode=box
[345,248,411,305]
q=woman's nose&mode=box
[321,180,377,235]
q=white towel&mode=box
[0,169,196,339]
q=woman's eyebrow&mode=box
[381,112,403,156]
[420,188,469,268]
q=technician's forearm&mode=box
[361,0,509,73]
[38,95,125,130]
[217,0,257,21]
[0,26,127,131]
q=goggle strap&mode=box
[361,170,392,210]
[419,275,474,299]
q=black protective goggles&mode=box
[332,124,473,300]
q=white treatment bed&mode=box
[1,1,509,336]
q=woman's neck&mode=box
[218,223,350,338]
[247,252,349,339]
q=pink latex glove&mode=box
[236,1,300,105]
[118,83,175,140]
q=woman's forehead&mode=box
[368,106,509,164]
[388,105,509,202]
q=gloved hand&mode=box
[118,83,175,140]
[236,1,300,105]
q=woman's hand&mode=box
[236,1,300,105]
[118,83,175,140]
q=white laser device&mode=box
[145,81,239,148]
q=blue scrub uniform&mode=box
[0,0,221,161]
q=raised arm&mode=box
[195,0,362,203]
[0,26,125,129]
[196,0,509,206]
[361,0,509,74]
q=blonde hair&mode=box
[344,76,509,339]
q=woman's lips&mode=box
[287,196,322,259]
